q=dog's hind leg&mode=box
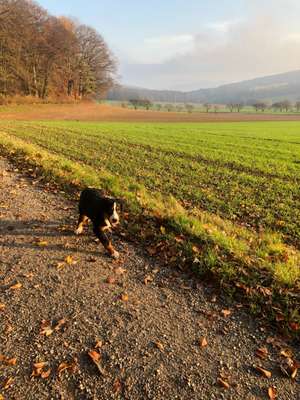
[93,223,119,259]
[75,214,88,235]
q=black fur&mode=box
[75,188,120,258]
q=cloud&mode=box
[126,34,195,64]
[119,3,300,90]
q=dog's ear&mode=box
[115,198,126,212]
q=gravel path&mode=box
[0,157,299,400]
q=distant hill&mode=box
[108,70,300,104]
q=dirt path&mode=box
[0,157,299,400]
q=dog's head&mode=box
[104,198,120,227]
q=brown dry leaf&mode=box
[121,293,129,302]
[217,377,230,389]
[106,276,116,284]
[255,347,268,359]
[0,394,4,400]
[2,377,14,390]
[0,355,5,362]
[291,368,298,379]
[0,303,5,311]
[57,361,77,375]
[115,266,127,275]
[56,262,65,270]
[9,282,22,290]
[40,320,53,337]
[199,337,208,348]
[36,240,48,247]
[54,318,66,331]
[95,340,103,349]
[155,341,164,351]
[88,350,101,363]
[144,275,153,285]
[88,350,105,375]
[255,366,272,378]
[41,369,51,379]
[160,226,166,235]
[268,387,277,399]
[280,349,293,358]
[192,245,201,254]
[33,362,47,369]
[65,255,76,265]
[113,378,122,394]
[289,322,299,331]
[221,309,231,318]
[146,246,157,256]
[6,358,17,366]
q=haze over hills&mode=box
[108,70,300,104]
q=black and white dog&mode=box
[75,188,120,259]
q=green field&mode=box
[0,120,299,324]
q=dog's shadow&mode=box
[0,218,104,257]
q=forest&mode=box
[0,0,116,100]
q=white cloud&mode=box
[120,3,300,90]
[127,34,195,64]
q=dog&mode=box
[75,188,120,259]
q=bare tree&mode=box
[204,103,211,113]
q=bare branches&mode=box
[0,0,116,99]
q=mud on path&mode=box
[0,157,299,400]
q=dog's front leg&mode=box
[93,224,119,259]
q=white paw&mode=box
[75,226,83,235]
[112,251,120,259]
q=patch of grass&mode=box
[0,121,299,330]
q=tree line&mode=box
[0,0,116,100]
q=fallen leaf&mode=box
[106,276,116,284]
[0,304,5,311]
[115,266,127,275]
[254,366,272,378]
[217,378,230,389]
[65,255,76,265]
[57,361,77,375]
[54,318,66,331]
[291,368,298,379]
[280,349,293,358]
[192,245,201,254]
[113,378,122,394]
[199,337,208,348]
[6,358,17,366]
[40,320,53,337]
[2,377,13,390]
[9,282,22,290]
[41,369,51,379]
[121,293,129,302]
[289,322,299,331]
[155,341,164,351]
[146,246,157,256]
[268,387,277,399]
[255,347,268,359]
[160,226,166,235]
[221,309,231,318]
[36,240,48,247]
[95,340,103,349]
[88,350,105,375]
[144,275,153,285]
[33,362,48,369]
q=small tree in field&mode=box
[204,103,211,113]
[185,103,194,113]
[281,100,291,112]
[165,104,174,112]
[235,103,244,113]
[253,102,267,112]
[227,103,235,112]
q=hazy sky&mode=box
[39,0,300,90]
